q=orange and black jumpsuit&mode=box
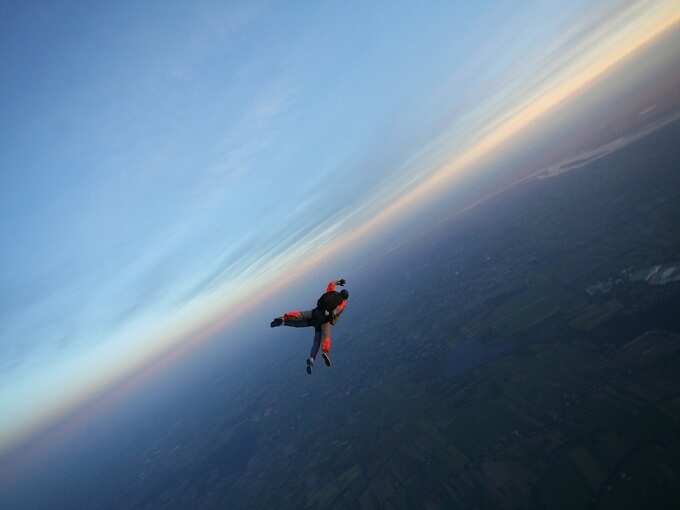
[282,281,348,360]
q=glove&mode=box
[336,278,346,286]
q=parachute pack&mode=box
[316,291,344,314]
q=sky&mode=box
[1,0,679,455]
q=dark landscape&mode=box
[228,113,680,510]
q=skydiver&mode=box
[270,278,349,374]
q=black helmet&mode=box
[340,289,349,300]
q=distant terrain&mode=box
[75,113,680,510]
[222,113,680,510]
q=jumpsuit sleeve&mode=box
[335,300,347,316]
[330,299,347,325]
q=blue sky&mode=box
[1,0,678,452]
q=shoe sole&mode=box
[322,353,332,367]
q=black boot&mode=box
[270,317,283,328]
[306,357,313,375]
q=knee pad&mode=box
[321,338,331,353]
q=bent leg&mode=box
[321,322,332,354]
[320,323,333,367]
